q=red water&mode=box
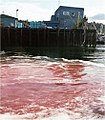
[0,57,105,119]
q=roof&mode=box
[0,14,18,20]
[55,6,84,12]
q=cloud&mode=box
[0,1,53,21]
[1,0,38,3]
[90,13,105,20]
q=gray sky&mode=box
[0,0,105,23]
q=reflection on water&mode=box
[0,45,105,120]
[83,45,105,65]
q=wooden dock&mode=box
[1,28,96,58]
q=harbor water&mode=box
[0,45,105,120]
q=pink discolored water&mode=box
[0,56,105,120]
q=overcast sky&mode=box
[0,0,105,23]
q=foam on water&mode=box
[0,113,36,120]
[62,58,105,68]
[0,52,105,120]
[97,95,105,104]
[0,107,105,120]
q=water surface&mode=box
[0,45,105,120]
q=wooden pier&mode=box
[1,27,96,58]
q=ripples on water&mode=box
[0,45,105,120]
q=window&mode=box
[63,11,69,16]
[57,12,60,17]
[72,13,75,17]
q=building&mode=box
[43,21,59,29]
[18,21,46,28]
[18,20,30,28]
[44,6,84,29]
[30,21,46,28]
[0,14,18,28]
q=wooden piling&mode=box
[1,27,96,57]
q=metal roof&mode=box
[55,6,84,12]
[0,14,18,20]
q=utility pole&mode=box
[16,9,19,28]
[16,9,19,18]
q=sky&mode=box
[0,0,105,24]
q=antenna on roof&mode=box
[58,0,60,6]
[58,0,64,6]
